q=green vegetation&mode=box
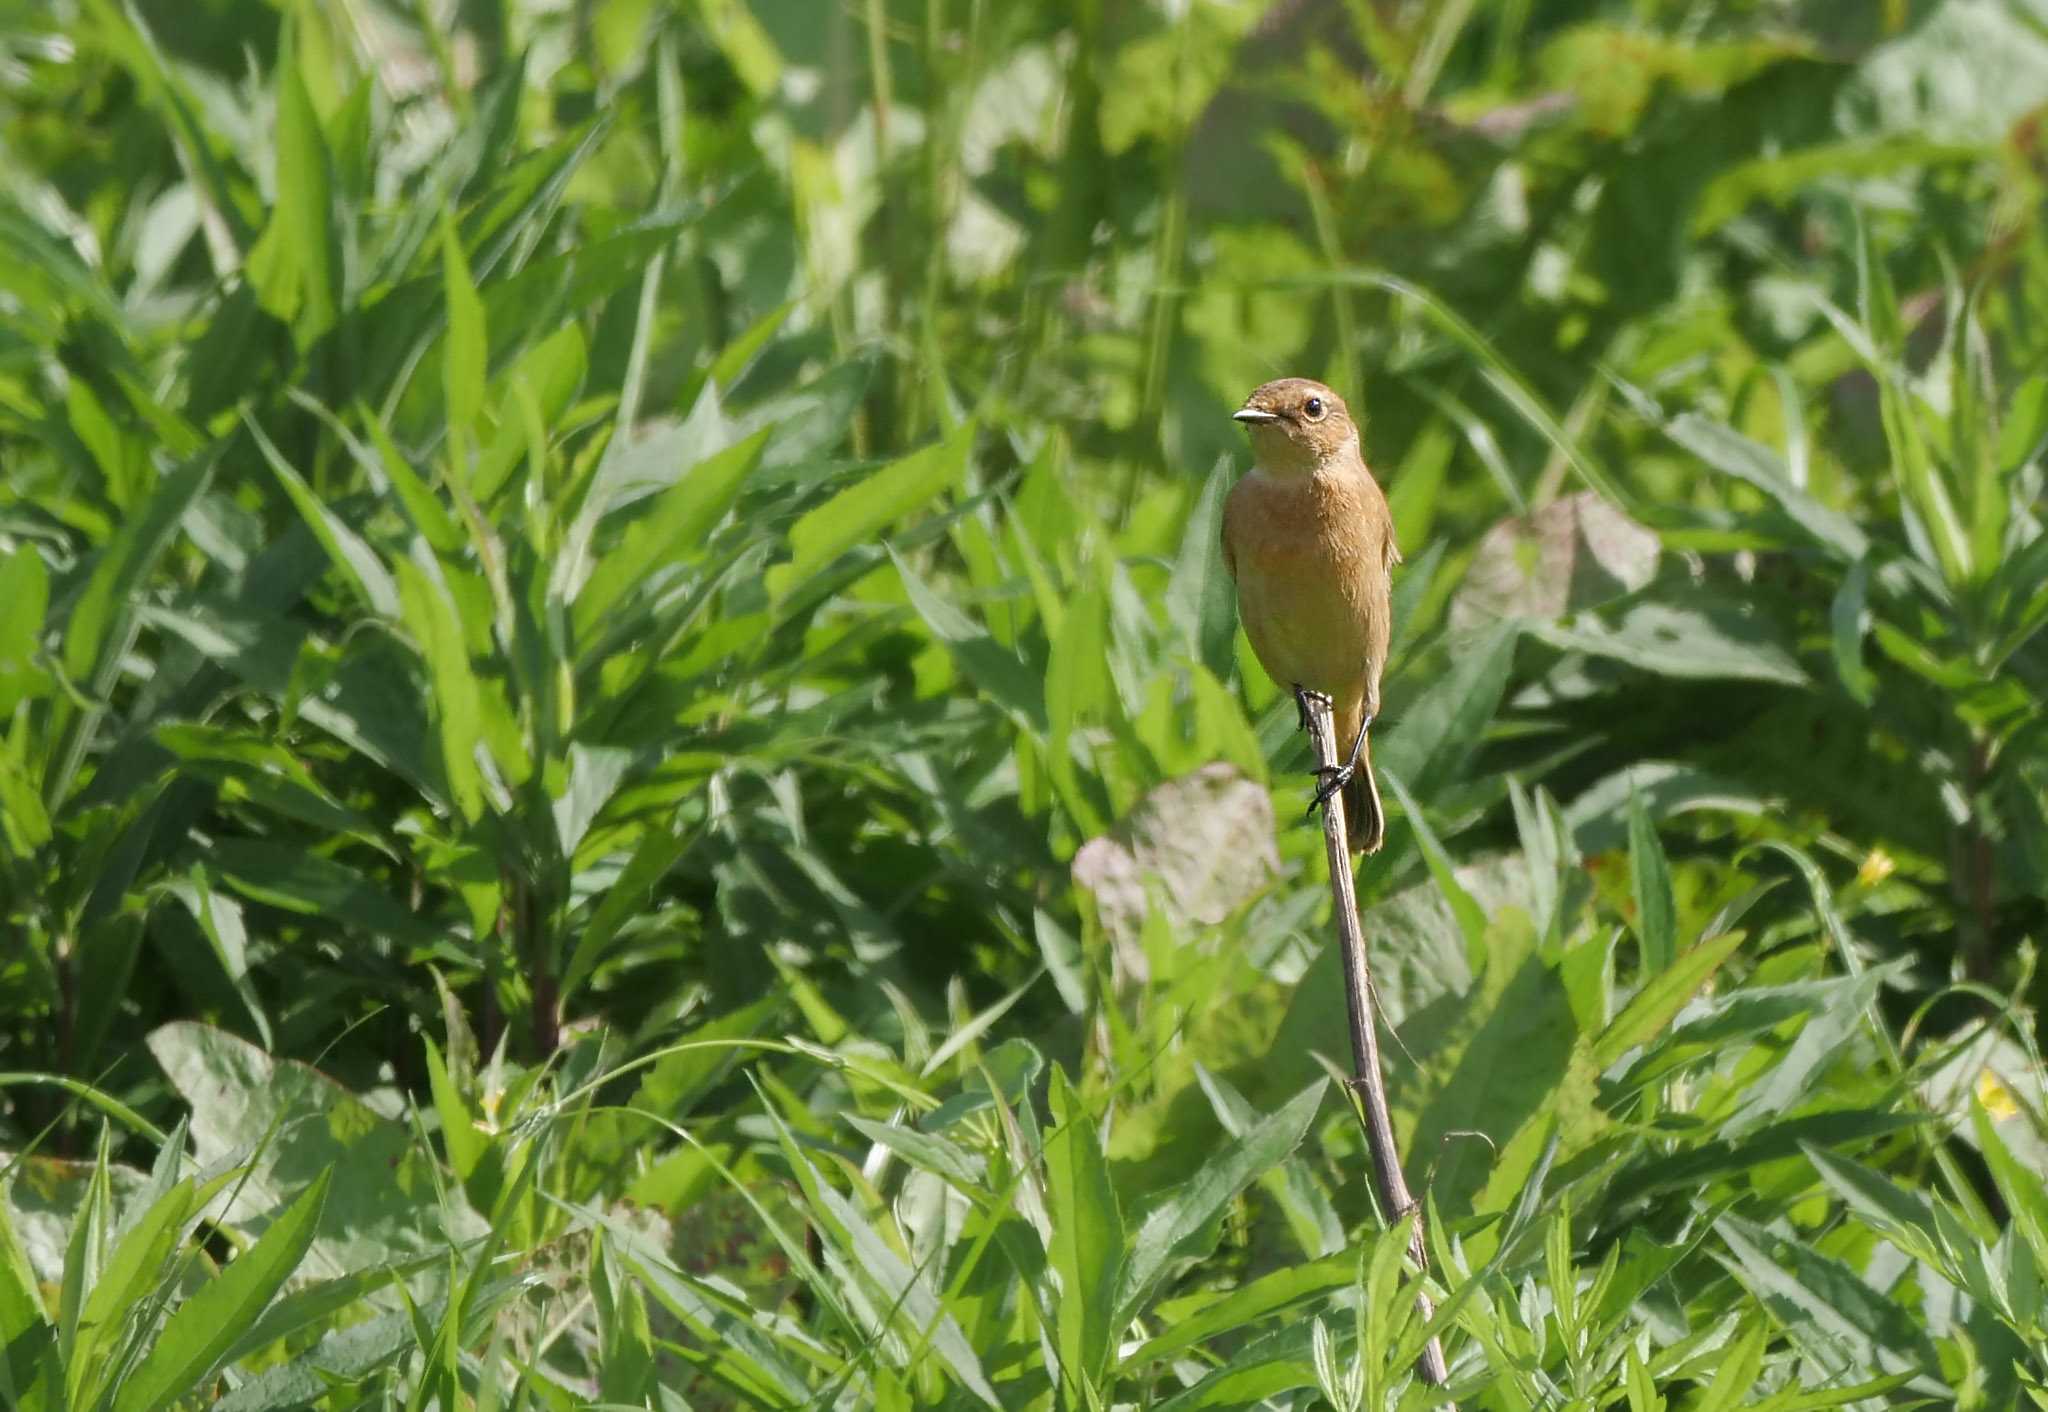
[1,0,2045,1406]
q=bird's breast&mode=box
[1223,467,1389,695]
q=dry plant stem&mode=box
[1302,692,1452,1394]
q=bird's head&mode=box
[1232,378,1358,475]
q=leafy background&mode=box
[0,0,2046,1406]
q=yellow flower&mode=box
[1976,1067,2021,1123]
[1857,848,1896,887]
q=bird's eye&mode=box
[1303,396,1325,420]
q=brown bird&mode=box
[1223,377,1399,853]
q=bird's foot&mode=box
[1307,763,1352,818]
[1291,685,1334,734]
[1303,709,1373,820]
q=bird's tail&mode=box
[1343,737,1385,854]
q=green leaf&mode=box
[114,1169,332,1412]
[1126,1256,1354,1366]
[244,415,401,618]
[242,36,338,342]
[0,546,50,715]
[1663,412,1869,561]
[1974,1101,2048,1275]
[1803,1145,1945,1268]
[802,1159,1003,1407]
[1379,620,1517,790]
[1690,1317,1767,1412]
[74,1177,197,1394]
[1379,764,1488,968]
[843,1115,987,1190]
[890,545,1046,728]
[1530,596,1806,685]
[559,820,697,1003]
[424,1036,484,1180]
[763,421,974,604]
[1150,1313,1328,1412]
[1117,1080,1326,1322]
[1045,1065,1124,1398]
[1714,1213,1943,1392]
[206,839,433,944]
[440,207,488,440]
[55,448,217,779]
[56,1140,110,1389]
[393,554,486,821]
[1627,792,1677,975]
[1856,229,1972,588]
[213,1305,437,1412]
[160,872,272,1048]
[0,1196,54,1411]
[572,427,769,639]
[1045,585,1114,834]
[1168,456,1238,679]
[1594,932,1743,1070]
[1829,558,1877,704]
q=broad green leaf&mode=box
[1974,1102,2048,1273]
[1593,932,1743,1070]
[1167,456,1238,679]
[573,428,769,638]
[1663,412,1868,561]
[0,547,50,715]
[1690,1317,1767,1412]
[1829,558,1876,704]
[424,1037,484,1181]
[160,872,271,1048]
[1378,620,1517,790]
[1117,1080,1326,1322]
[0,1196,53,1412]
[1856,230,1971,588]
[1626,1109,1922,1193]
[244,415,401,618]
[114,1169,331,1412]
[1379,764,1489,969]
[890,545,1045,727]
[154,723,383,845]
[73,1177,197,1399]
[844,1115,987,1190]
[393,554,485,821]
[242,39,338,342]
[1530,597,1806,685]
[1045,1065,1124,1398]
[803,1162,1002,1407]
[56,1143,110,1394]
[1626,1345,1663,1412]
[358,408,465,554]
[440,207,488,440]
[1803,1146,1945,1267]
[1150,1313,1328,1412]
[1714,1214,1943,1392]
[559,821,698,1003]
[144,1022,487,1272]
[1126,1256,1353,1366]
[697,0,783,95]
[1045,585,1113,835]
[213,1305,436,1412]
[55,447,217,783]
[1627,793,1677,975]
[763,421,974,604]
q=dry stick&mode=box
[1301,692,1453,1394]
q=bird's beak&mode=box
[1232,407,1278,424]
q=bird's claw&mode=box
[1307,762,1353,818]
[1291,685,1334,733]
